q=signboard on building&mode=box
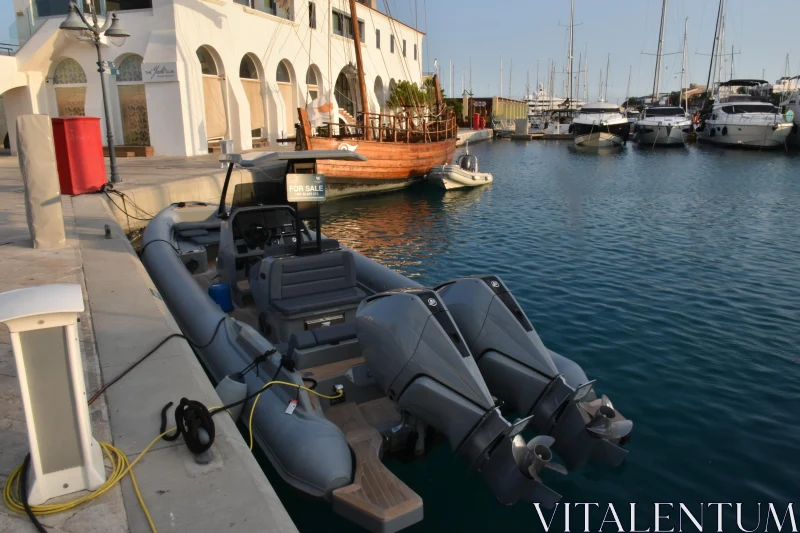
[286,174,326,202]
[142,62,179,82]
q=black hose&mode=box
[20,454,47,533]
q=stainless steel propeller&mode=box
[585,395,633,441]
[511,435,568,482]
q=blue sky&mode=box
[389,0,800,103]
[3,0,797,104]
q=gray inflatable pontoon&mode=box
[140,150,633,533]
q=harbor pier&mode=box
[0,155,298,533]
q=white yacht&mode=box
[697,82,792,149]
[571,102,630,147]
[779,93,800,147]
[635,1,692,146]
[634,106,693,146]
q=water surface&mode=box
[264,140,800,531]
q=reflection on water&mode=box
[322,185,490,277]
[284,140,800,532]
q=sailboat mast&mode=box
[604,54,610,102]
[652,0,668,102]
[347,0,371,140]
[625,65,631,111]
[500,58,503,97]
[681,17,688,110]
[567,0,574,105]
[599,69,603,101]
[509,58,513,97]
[585,45,590,102]
[576,53,582,105]
[703,0,724,108]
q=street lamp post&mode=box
[60,2,130,184]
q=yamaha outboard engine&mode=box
[357,288,564,507]
[436,276,632,471]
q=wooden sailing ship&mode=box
[296,0,457,197]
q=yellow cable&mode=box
[3,381,343,532]
[247,380,344,450]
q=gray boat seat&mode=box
[250,249,366,342]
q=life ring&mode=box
[721,126,727,136]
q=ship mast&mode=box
[567,0,574,106]
[652,0,668,103]
[703,0,725,108]
[681,17,688,110]
[347,0,371,140]
[604,54,610,102]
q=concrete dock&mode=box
[0,154,298,533]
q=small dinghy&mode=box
[427,144,493,190]
[140,149,632,533]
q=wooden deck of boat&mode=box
[326,401,423,533]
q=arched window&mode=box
[373,76,384,112]
[335,71,354,118]
[240,55,258,80]
[197,47,218,76]
[240,55,264,138]
[276,61,291,83]
[115,55,150,146]
[53,58,87,117]
[306,66,319,102]
[276,60,297,131]
[197,46,227,140]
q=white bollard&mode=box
[0,284,105,504]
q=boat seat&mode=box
[250,249,366,342]
[265,250,365,315]
[275,322,360,370]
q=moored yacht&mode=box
[572,102,630,147]
[634,106,693,146]
[696,83,792,149]
[779,92,800,147]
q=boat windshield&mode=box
[645,107,685,117]
[719,104,778,114]
[581,107,619,114]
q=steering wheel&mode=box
[241,222,270,248]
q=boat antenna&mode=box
[652,0,668,103]
[465,140,469,156]
[347,0,371,140]
[703,0,724,109]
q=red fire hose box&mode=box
[51,117,107,195]
[472,112,480,130]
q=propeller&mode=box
[585,395,633,441]
[511,435,568,483]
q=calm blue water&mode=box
[261,140,800,531]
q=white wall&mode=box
[1,0,424,156]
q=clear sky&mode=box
[3,0,797,104]
[387,0,800,103]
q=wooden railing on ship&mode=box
[318,112,458,143]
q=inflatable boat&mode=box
[427,148,493,190]
[140,150,632,533]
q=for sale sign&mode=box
[286,174,326,202]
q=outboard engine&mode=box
[436,276,632,471]
[357,288,564,507]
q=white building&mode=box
[0,0,424,155]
